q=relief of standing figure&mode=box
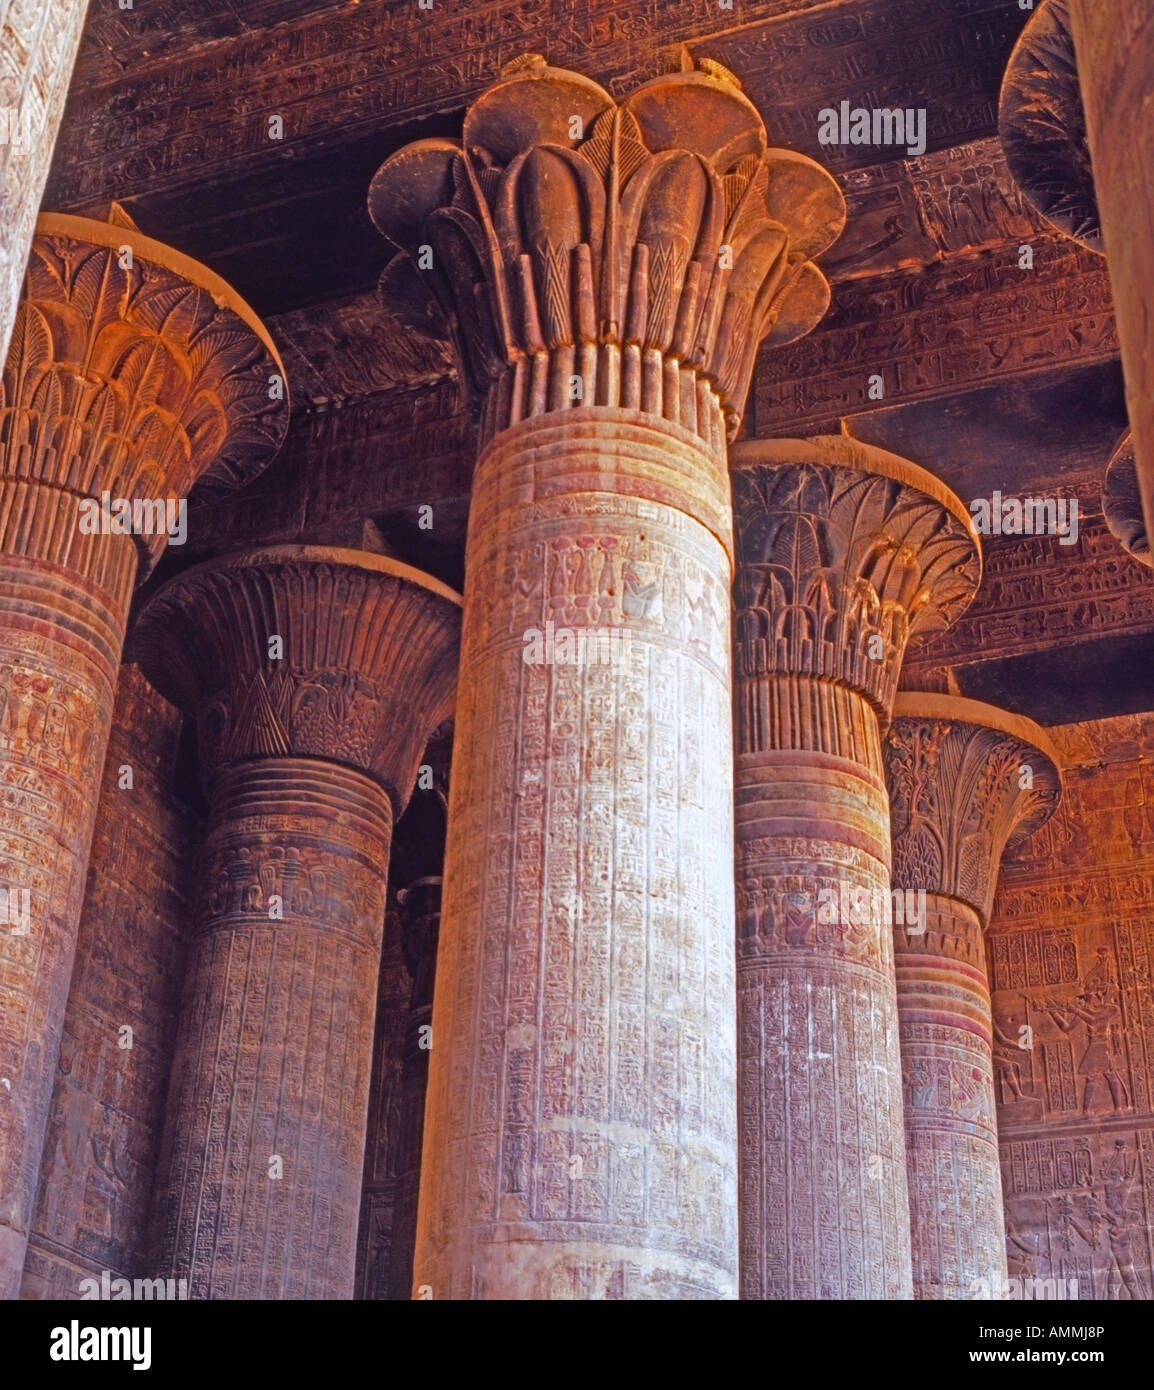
[1042,985,1130,1115]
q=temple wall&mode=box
[990,712,1154,1301]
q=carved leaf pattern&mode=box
[733,459,979,710]
[0,234,287,558]
[368,60,845,436]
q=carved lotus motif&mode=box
[0,216,288,570]
[368,57,845,440]
[886,694,1063,924]
[731,438,982,716]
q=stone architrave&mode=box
[0,2,89,363]
[369,54,845,1299]
[133,548,460,1300]
[0,216,285,1299]
[884,693,1062,1301]
[730,435,981,1300]
[1067,1,1154,565]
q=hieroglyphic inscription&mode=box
[991,715,1154,1299]
[756,241,1115,431]
[20,667,199,1299]
[416,413,738,1300]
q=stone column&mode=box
[1103,432,1152,570]
[133,548,460,1299]
[884,693,1061,1301]
[1068,0,1154,555]
[388,875,441,1301]
[370,55,845,1299]
[730,435,981,1300]
[0,216,285,1299]
[0,2,89,363]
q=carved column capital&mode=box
[999,0,1102,253]
[731,436,981,722]
[1103,430,1151,567]
[369,56,845,444]
[886,692,1062,928]
[132,547,461,809]
[2,215,287,573]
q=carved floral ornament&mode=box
[998,0,1101,253]
[368,54,845,441]
[131,546,462,802]
[730,436,981,712]
[885,692,1063,923]
[1102,430,1150,567]
[0,214,288,570]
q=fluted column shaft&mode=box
[731,437,981,1300]
[0,0,89,362]
[135,548,460,1299]
[1069,0,1154,555]
[0,220,284,1299]
[885,695,1061,1300]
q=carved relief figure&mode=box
[1101,1144,1150,1301]
[992,1012,1036,1105]
[1042,983,1131,1115]
[87,1103,132,1247]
